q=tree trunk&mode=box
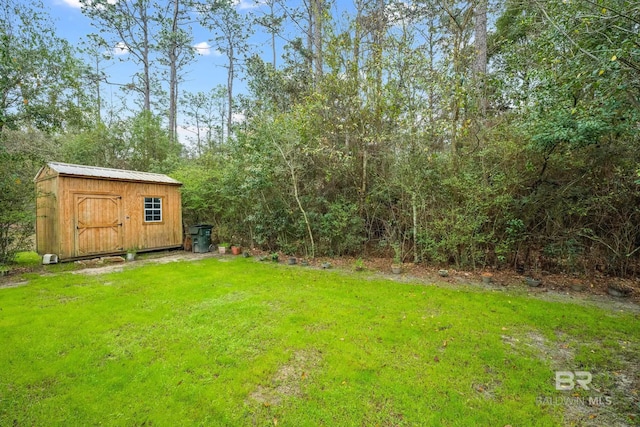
[273,137,316,258]
[140,1,151,112]
[168,0,180,143]
[311,0,323,79]
[412,193,418,263]
[227,41,234,141]
[474,0,488,116]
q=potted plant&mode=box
[126,247,138,261]
[391,243,402,274]
[481,272,493,284]
[231,245,242,255]
[218,243,229,254]
[270,252,279,262]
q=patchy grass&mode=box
[0,257,638,426]
[12,251,42,267]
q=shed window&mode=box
[144,197,162,222]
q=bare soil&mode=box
[248,348,322,406]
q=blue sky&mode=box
[40,0,301,143]
[45,0,269,97]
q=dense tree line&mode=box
[1,0,638,277]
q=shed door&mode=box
[74,194,123,256]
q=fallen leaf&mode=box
[442,340,448,348]
[434,356,440,363]
[273,418,278,425]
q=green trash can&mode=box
[189,224,213,253]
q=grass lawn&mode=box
[1,256,638,426]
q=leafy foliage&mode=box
[0,0,88,132]
[0,130,57,264]
[2,0,639,276]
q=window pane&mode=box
[144,197,162,222]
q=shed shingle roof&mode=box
[44,162,181,185]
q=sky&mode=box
[46,0,267,97]
[35,0,456,144]
[37,0,303,144]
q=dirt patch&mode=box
[0,280,29,289]
[500,331,575,369]
[71,251,218,276]
[526,331,575,367]
[501,330,639,426]
[248,348,322,406]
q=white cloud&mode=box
[193,41,211,56]
[113,42,129,56]
[58,0,117,8]
[194,42,223,57]
[232,112,245,123]
[60,0,81,8]
[234,0,265,10]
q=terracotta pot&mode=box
[231,246,241,255]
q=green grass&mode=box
[0,257,638,426]
[12,251,42,267]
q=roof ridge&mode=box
[47,162,168,176]
[43,162,181,185]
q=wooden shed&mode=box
[35,162,183,260]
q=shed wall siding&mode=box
[56,177,182,259]
[35,176,59,255]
